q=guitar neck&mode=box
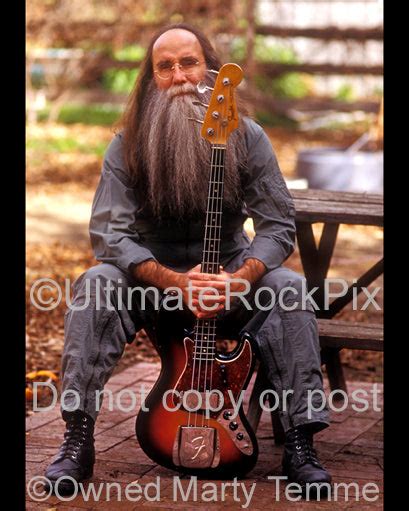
[201,144,226,275]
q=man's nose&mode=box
[171,65,188,85]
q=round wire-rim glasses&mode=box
[154,59,203,80]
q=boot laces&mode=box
[291,429,321,468]
[60,416,92,461]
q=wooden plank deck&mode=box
[26,362,383,510]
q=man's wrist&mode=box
[232,258,267,286]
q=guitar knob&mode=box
[223,410,232,420]
[236,432,244,440]
[229,421,238,431]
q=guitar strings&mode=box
[189,142,216,427]
[196,144,220,428]
[201,145,221,428]
[202,93,227,428]
[208,125,226,426]
[189,75,229,430]
[187,74,216,428]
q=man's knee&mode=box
[70,264,131,304]
[257,268,307,310]
[76,264,128,288]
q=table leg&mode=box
[296,221,347,397]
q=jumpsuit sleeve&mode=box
[89,133,157,274]
[242,119,296,271]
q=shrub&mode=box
[230,35,313,99]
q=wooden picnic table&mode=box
[291,188,384,394]
[247,188,383,441]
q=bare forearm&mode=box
[132,260,182,290]
[232,258,267,286]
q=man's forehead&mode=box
[152,29,203,60]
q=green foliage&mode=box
[231,36,312,99]
[113,45,146,62]
[255,73,311,99]
[230,35,299,64]
[255,110,298,129]
[102,68,139,94]
[38,104,123,126]
[101,44,145,94]
[26,137,108,157]
[334,83,356,102]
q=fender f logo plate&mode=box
[172,426,220,469]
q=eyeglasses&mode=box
[154,58,202,80]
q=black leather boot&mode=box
[282,426,331,496]
[44,410,95,495]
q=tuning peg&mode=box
[192,100,209,108]
[207,69,219,75]
[197,82,214,94]
[188,117,204,124]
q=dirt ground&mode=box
[26,122,383,388]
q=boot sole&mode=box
[44,469,94,496]
[282,463,331,499]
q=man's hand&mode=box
[132,260,208,318]
[187,258,267,319]
[133,257,267,320]
[186,264,230,319]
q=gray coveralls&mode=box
[62,118,329,433]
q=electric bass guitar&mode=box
[135,63,258,477]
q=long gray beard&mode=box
[137,80,246,220]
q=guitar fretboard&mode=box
[193,145,226,361]
[201,145,225,275]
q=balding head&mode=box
[152,28,206,90]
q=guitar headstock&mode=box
[200,63,243,145]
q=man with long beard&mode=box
[44,24,331,495]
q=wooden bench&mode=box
[318,318,383,352]
[246,189,384,442]
[292,189,383,394]
[247,318,383,443]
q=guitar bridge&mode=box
[172,426,220,469]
